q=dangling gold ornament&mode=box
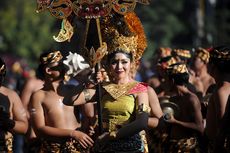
[53,19,74,42]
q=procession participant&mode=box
[0,57,28,152]
[192,47,215,97]
[63,12,155,153]
[20,68,44,152]
[206,45,230,152]
[30,50,94,152]
[164,63,204,153]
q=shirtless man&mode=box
[192,47,215,96]
[206,45,230,152]
[164,63,204,153]
[20,70,44,152]
[30,50,93,152]
[0,57,28,152]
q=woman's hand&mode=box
[96,68,109,83]
[71,130,94,149]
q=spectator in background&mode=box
[0,57,28,152]
[191,47,215,97]
[20,67,44,152]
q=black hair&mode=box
[210,45,230,73]
[37,50,63,80]
[36,64,45,80]
[37,51,52,80]
[169,73,190,86]
[107,50,133,63]
[158,56,172,63]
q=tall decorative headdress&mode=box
[100,12,147,63]
[195,47,210,64]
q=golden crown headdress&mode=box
[41,50,63,65]
[107,30,138,54]
[101,12,147,63]
[195,48,210,63]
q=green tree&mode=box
[136,0,186,59]
[0,0,57,66]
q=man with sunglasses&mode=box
[30,50,94,152]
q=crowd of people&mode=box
[0,12,230,153]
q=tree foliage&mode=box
[0,0,57,65]
[0,0,230,65]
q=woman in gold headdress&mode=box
[63,12,154,153]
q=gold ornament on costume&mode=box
[103,81,138,99]
[0,64,6,75]
[138,103,151,113]
[125,12,147,61]
[158,56,178,70]
[211,49,230,61]
[81,42,108,68]
[195,48,210,63]
[48,0,72,19]
[72,0,112,19]
[101,12,147,64]
[111,0,149,15]
[36,0,51,13]
[111,0,136,15]
[41,50,63,65]
[108,30,138,54]
[167,63,189,75]
[36,0,149,19]
[172,49,191,59]
[158,47,172,58]
[53,19,74,42]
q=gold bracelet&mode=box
[109,131,117,139]
[83,89,91,102]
